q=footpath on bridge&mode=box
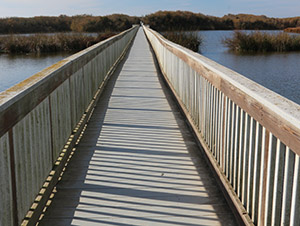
[39,28,237,225]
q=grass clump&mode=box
[0,32,117,54]
[163,32,202,52]
[284,27,300,34]
[223,31,300,53]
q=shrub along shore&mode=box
[284,27,300,33]
[163,32,202,52]
[223,31,300,53]
[0,32,116,54]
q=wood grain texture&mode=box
[0,133,13,226]
[12,98,52,224]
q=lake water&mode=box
[198,30,300,105]
[0,30,300,105]
[0,53,70,92]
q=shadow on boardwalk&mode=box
[38,28,237,226]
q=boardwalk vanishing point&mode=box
[2,25,299,226]
[38,28,237,225]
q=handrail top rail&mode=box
[0,25,138,109]
[144,25,300,154]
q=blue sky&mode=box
[0,0,299,18]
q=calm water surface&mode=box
[0,32,97,93]
[0,53,70,92]
[198,30,300,105]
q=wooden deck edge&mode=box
[21,31,137,226]
[145,34,253,226]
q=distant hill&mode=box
[0,11,300,34]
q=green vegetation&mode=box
[284,27,300,33]
[223,31,300,53]
[0,32,117,54]
[163,32,202,52]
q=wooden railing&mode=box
[144,25,300,226]
[0,25,138,226]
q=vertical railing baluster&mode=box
[238,109,244,198]
[218,92,223,164]
[226,99,231,178]
[252,121,260,223]
[222,96,226,172]
[290,154,300,226]
[230,102,235,184]
[264,133,273,226]
[221,94,227,172]
[280,147,294,225]
[233,105,239,191]
[212,87,216,156]
[242,113,249,205]
[247,117,254,213]
[271,139,281,225]
[207,83,211,146]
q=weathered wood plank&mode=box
[144,25,300,226]
[0,133,13,226]
[39,28,237,226]
[0,26,138,226]
[50,80,72,161]
[144,27,300,155]
[12,98,52,224]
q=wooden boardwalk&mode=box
[39,28,237,226]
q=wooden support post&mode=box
[8,129,18,226]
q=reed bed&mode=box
[163,32,202,52]
[223,31,300,53]
[0,32,117,54]
[284,27,300,34]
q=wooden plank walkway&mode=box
[39,28,237,226]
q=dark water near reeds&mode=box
[198,30,300,105]
[1,31,300,105]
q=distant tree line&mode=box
[1,11,300,34]
[0,14,140,34]
[143,11,300,31]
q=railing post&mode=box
[8,129,18,226]
[221,94,226,172]
[258,129,270,226]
